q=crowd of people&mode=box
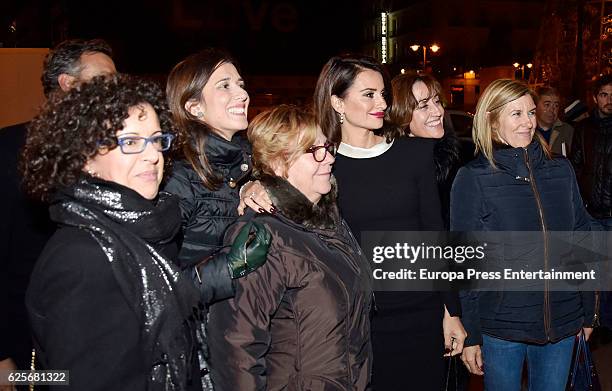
[0,37,610,391]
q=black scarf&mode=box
[50,177,202,390]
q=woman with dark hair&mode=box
[163,48,273,388]
[22,74,202,390]
[312,55,466,391]
[451,79,595,391]
[22,74,269,391]
[389,72,462,227]
[164,48,272,293]
[209,105,372,391]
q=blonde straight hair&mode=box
[473,79,549,167]
[248,104,318,178]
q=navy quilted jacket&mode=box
[450,140,597,345]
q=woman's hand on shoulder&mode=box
[238,181,275,216]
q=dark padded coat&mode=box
[451,140,597,346]
[208,175,373,391]
[571,110,612,219]
[163,132,252,303]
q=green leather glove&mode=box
[227,221,272,279]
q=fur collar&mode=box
[258,174,340,231]
[434,133,461,183]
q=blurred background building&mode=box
[2,0,612,118]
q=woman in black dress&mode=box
[389,72,462,228]
[313,55,466,391]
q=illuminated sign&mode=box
[381,12,388,64]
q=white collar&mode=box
[337,139,394,159]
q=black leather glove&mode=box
[227,221,271,279]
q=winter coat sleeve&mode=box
[566,160,594,232]
[165,165,235,304]
[441,292,461,317]
[164,164,196,237]
[570,125,585,174]
[450,167,484,346]
[208,221,288,391]
[563,160,598,325]
[26,233,146,391]
[191,251,234,305]
[417,145,445,230]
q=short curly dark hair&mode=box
[22,74,177,201]
[41,38,113,97]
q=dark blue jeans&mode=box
[481,334,575,391]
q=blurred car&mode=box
[445,109,476,166]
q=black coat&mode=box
[164,132,252,269]
[571,110,612,218]
[0,122,54,366]
[451,140,596,346]
[433,133,462,229]
[26,226,202,391]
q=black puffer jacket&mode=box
[164,132,252,303]
[451,140,596,346]
[164,132,252,269]
[571,110,612,218]
[163,132,252,389]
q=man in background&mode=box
[572,75,612,228]
[534,86,574,157]
[0,38,116,388]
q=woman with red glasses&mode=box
[208,105,373,391]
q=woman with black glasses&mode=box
[22,74,269,391]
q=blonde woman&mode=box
[208,105,373,390]
[451,79,596,391]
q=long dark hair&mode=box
[166,48,238,190]
[313,54,396,145]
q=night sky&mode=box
[2,0,365,76]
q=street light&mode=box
[411,44,440,72]
[513,62,533,80]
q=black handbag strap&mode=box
[445,354,459,391]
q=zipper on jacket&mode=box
[523,148,551,341]
[593,291,600,327]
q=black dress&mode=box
[333,136,458,391]
[0,123,54,369]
